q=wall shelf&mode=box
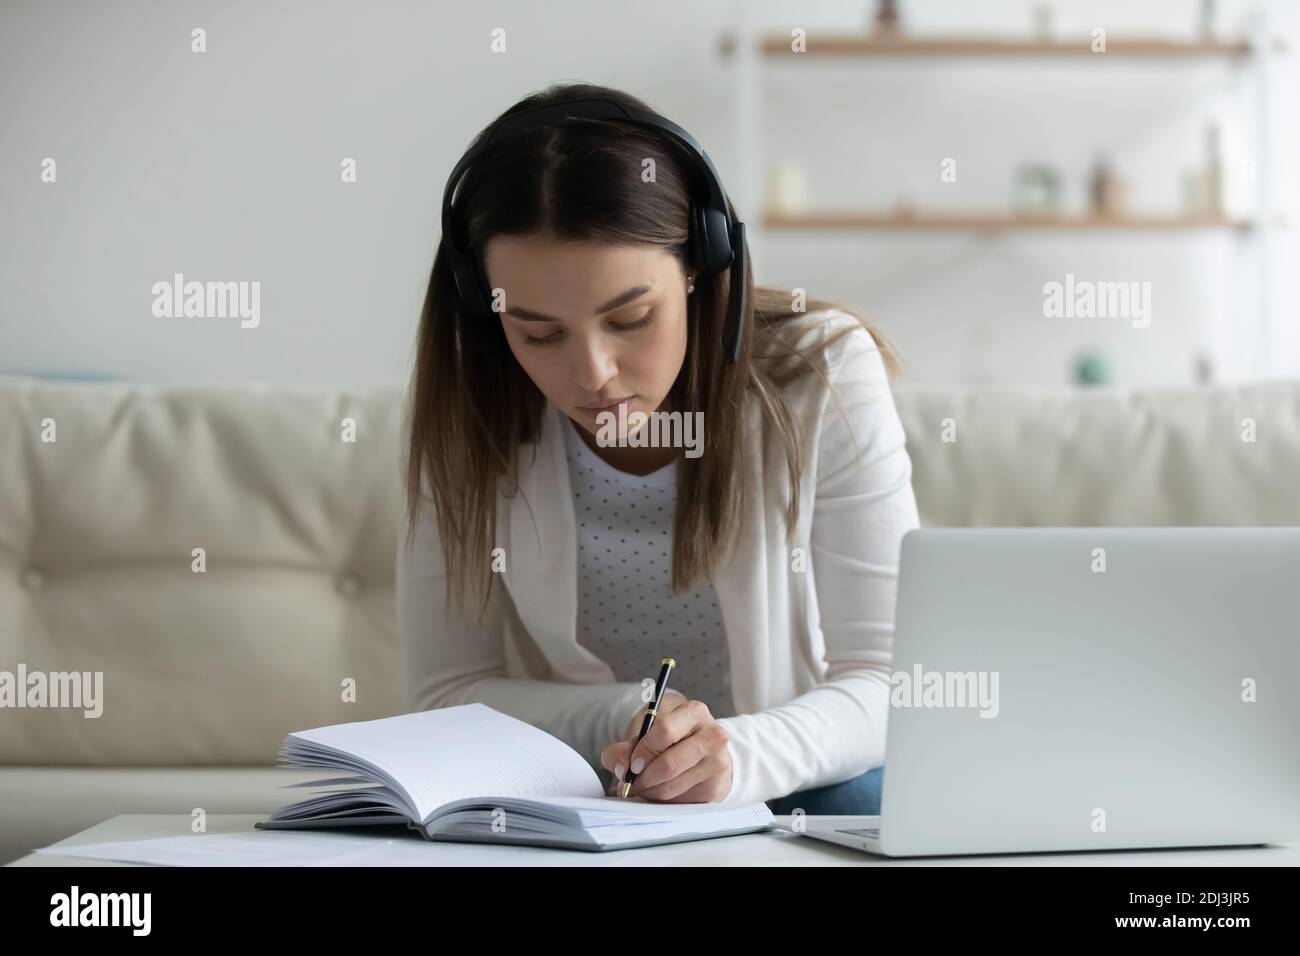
[718,33,1283,59]
[761,211,1255,233]
[725,15,1285,378]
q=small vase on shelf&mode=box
[872,0,901,37]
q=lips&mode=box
[578,396,633,414]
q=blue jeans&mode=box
[765,766,883,816]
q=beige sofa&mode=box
[2,375,1298,864]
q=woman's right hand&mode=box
[601,689,688,795]
[621,688,688,741]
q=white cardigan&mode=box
[396,308,921,803]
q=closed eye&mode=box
[524,312,654,346]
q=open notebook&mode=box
[254,703,774,851]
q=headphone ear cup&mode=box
[694,205,735,276]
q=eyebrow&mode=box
[504,283,656,323]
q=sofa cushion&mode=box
[0,379,409,765]
[892,380,1300,527]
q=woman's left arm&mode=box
[716,328,921,804]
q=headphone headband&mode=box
[440,96,748,365]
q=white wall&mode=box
[1,0,1295,388]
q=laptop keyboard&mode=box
[835,827,880,838]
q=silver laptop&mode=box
[800,527,1300,857]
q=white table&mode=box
[9,815,1300,866]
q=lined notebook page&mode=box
[287,704,604,821]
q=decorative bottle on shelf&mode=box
[873,0,901,36]
[1032,3,1054,41]
[1013,164,1062,217]
[1204,122,1225,219]
[765,161,808,216]
[1199,0,1217,40]
[1088,155,1126,219]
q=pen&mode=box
[620,657,676,798]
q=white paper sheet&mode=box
[37,828,452,867]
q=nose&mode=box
[571,330,620,395]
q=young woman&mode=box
[397,82,920,816]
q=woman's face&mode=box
[483,234,691,435]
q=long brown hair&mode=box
[404,82,903,625]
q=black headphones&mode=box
[439,97,748,365]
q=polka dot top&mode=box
[562,415,735,720]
